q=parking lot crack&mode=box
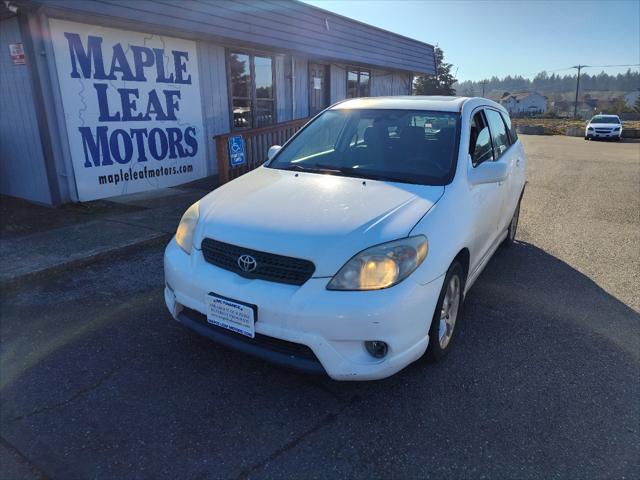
[10,360,129,423]
[235,412,338,479]
[0,436,51,479]
[235,394,366,479]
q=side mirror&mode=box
[267,145,282,162]
[468,156,508,185]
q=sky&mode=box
[301,0,640,82]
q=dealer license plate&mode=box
[205,293,256,338]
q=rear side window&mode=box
[485,109,510,159]
[501,111,518,143]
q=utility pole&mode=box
[480,80,487,97]
[572,65,588,118]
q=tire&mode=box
[502,199,521,247]
[584,137,588,140]
[426,261,465,361]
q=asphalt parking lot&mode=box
[1,135,639,479]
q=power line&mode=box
[582,63,640,69]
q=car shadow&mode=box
[295,240,640,476]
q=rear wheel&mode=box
[426,261,464,361]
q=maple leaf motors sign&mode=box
[49,19,206,201]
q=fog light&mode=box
[365,341,388,359]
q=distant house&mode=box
[625,90,640,107]
[500,92,547,115]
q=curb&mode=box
[0,233,172,291]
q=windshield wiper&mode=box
[281,163,340,174]
[314,164,407,183]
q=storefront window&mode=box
[229,52,275,130]
[347,68,370,98]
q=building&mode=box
[499,92,547,115]
[0,0,435,205]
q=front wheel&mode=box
[426,261,464,361]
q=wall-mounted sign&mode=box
[9,43,25,65]
[313,77,322,90]
[48,19,206,201]
[228,136,246,167]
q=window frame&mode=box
[346,67,371,98]
[469,108,495,168]
[500,110,518,144]
[484,108,512,161]
[226,49,277,131]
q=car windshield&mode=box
[591,116,620,124]
[267,109,460,185]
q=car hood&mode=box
[194,167,443,277]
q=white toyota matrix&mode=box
[164,96,527,380]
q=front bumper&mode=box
[164,238,444,381]
[586,130,622,139]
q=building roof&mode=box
[501,91,544,101]
[13,0,435,75]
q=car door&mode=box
[501,111,526,211]
[484,108,516,233]
[467,109,503,275]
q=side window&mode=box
[469,111,494,167]
[501,111,518,143]
[485,109,510,159]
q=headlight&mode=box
[175,202,199,254]
[614,126,621,131]
[327,236,428,291]
[587,126,594,130]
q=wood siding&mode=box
[293,56,309,119]
[330,64,346,103]
[20,0,435,75]
[196,42,230,176]
[0,16,51,204]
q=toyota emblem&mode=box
[237,254,257,273]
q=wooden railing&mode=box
[215,117,310,184]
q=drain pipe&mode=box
[291,56,296,120]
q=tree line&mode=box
[456,70,639,96]
[412,47,639,97]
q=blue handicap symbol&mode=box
[228,136,246,167]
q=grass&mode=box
[512,118,640,135]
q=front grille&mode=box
[200,238,315,286]
[595,129,611,133]
[181,307,321,363]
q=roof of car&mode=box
[331,96,499,113]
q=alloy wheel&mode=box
[439,274,461,349]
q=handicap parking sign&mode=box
[228,136,246,167]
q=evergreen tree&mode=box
[414,47,457,95]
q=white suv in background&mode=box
[164,96,527,380]
[585,114,623,141]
